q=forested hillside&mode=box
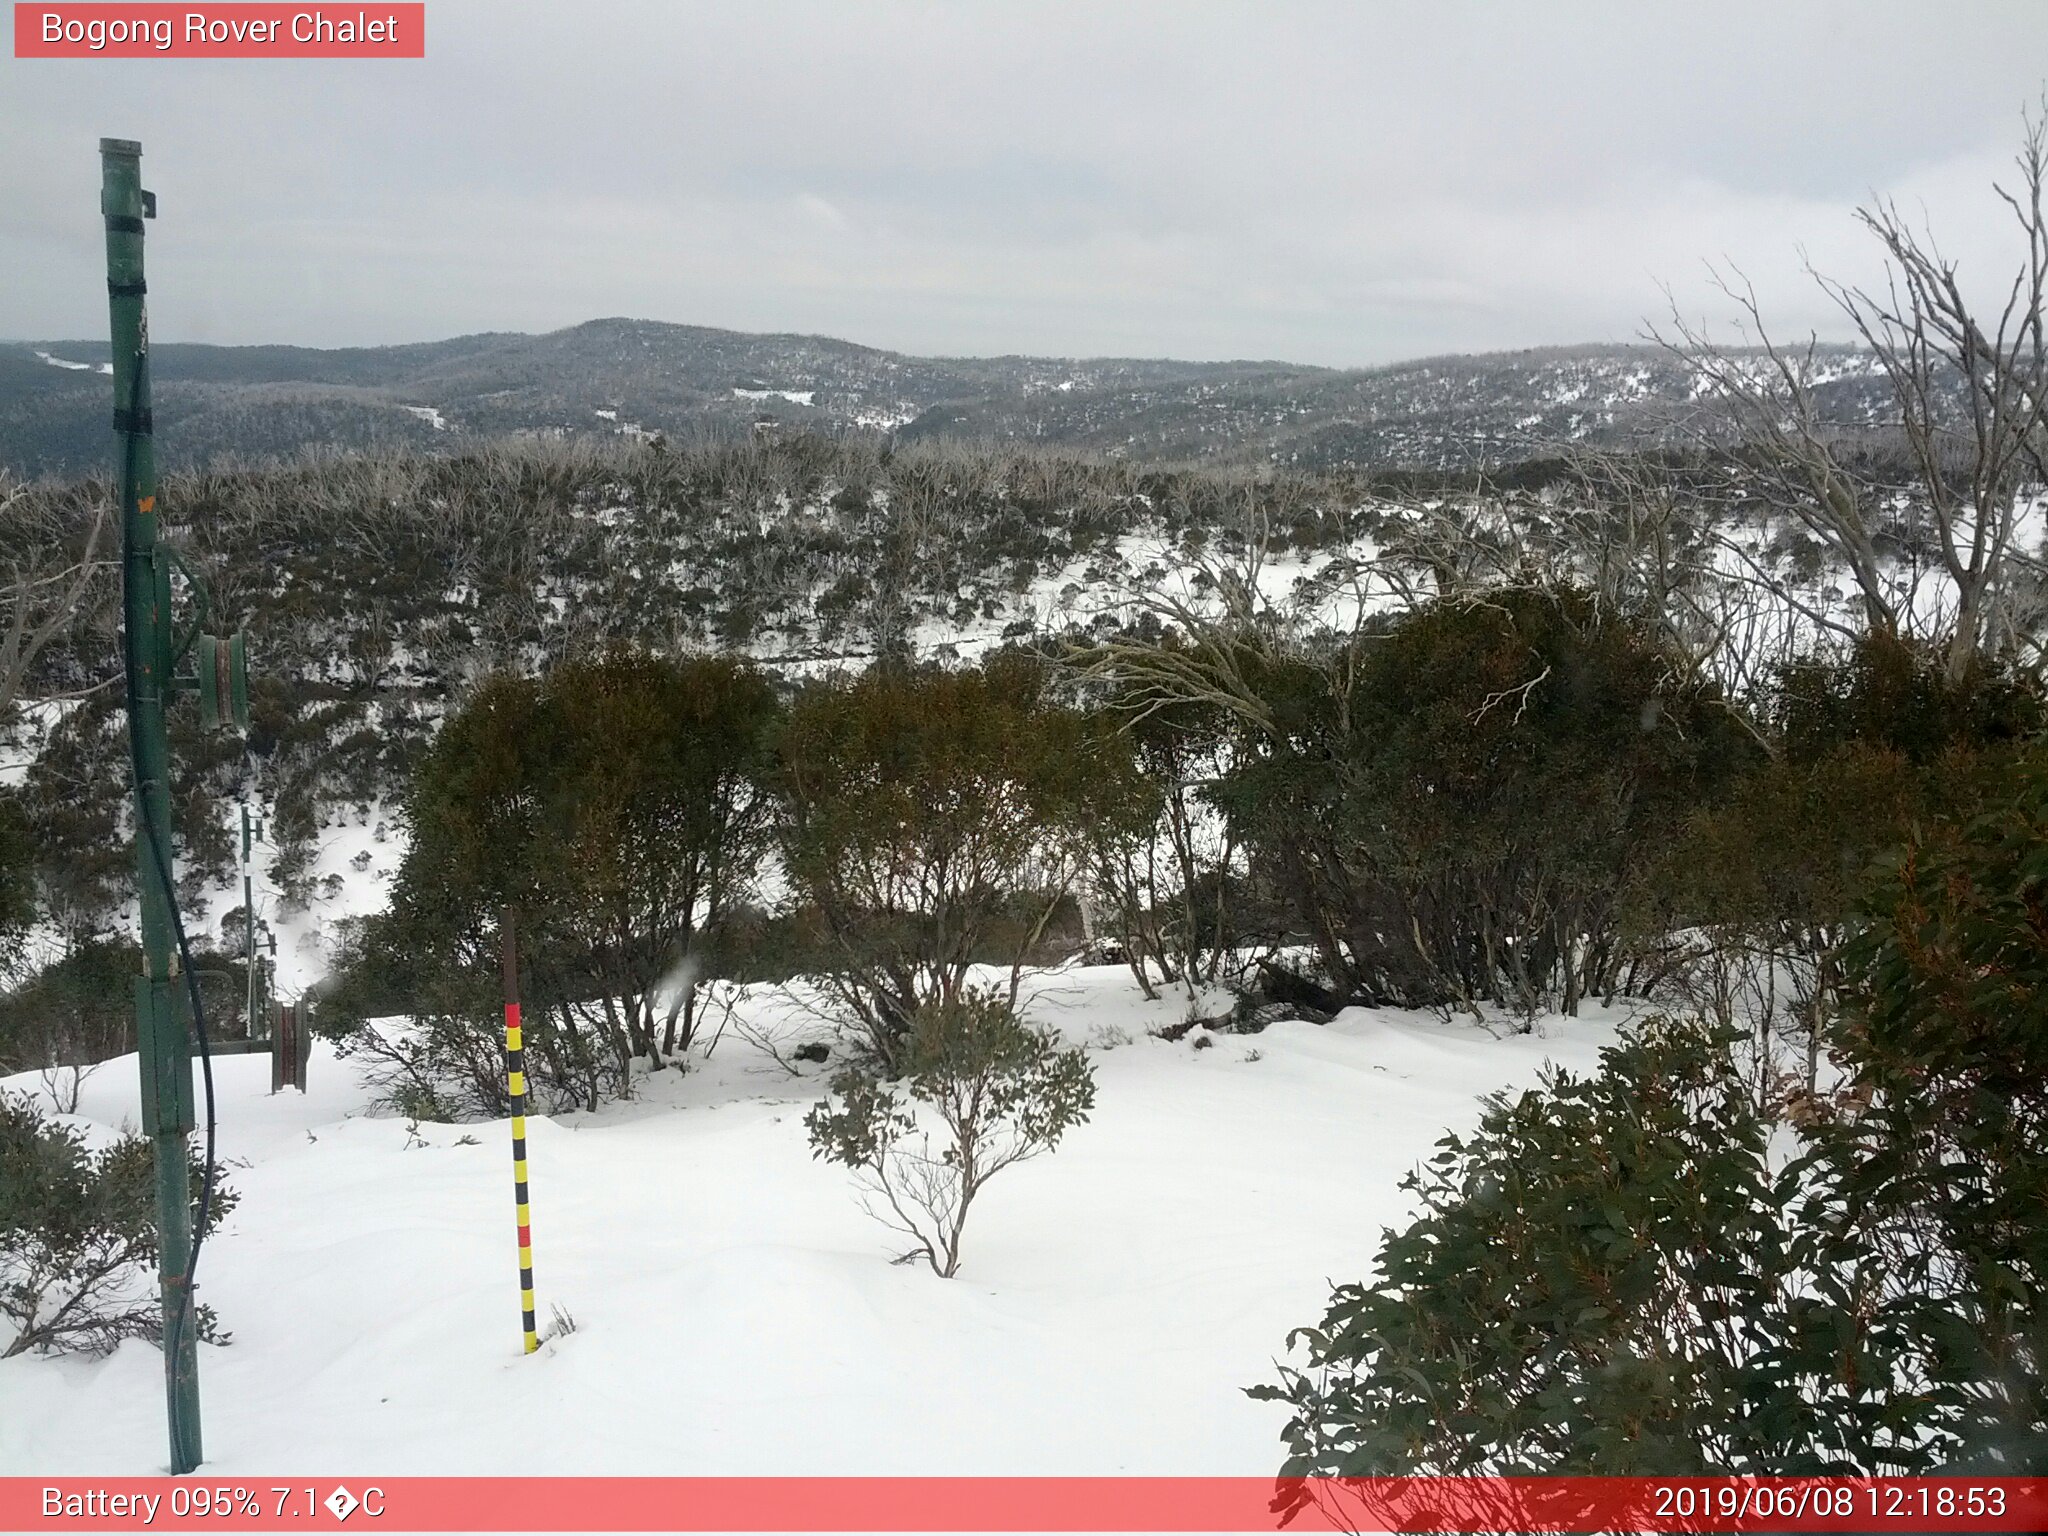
[0,321,1905,479]
[3,412,2037,967]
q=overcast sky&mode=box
[3,1,2046,366]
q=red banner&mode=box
[5,1476,2047,1532]
[13,5,424,58]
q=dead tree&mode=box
[1659,103,2048,681]
[0,478,111,722]
[1815,105,2048,678]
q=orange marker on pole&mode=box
[502,908,538,1354]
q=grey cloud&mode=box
[2,0,2044,365]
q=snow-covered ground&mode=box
[0,965,1623,1476]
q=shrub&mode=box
[1,1092,237,1358]
[0,938,138,1075]
[776,652,1143,1065]
[1253,749,2048,1493]
[1249,1018,1856,1482]
[1626,743,1922,1097]
[1626,638,2043,1094]
[1212,585,1753,1015]
[12,702,128,930]
[1809,751,2048,1467]
[1077,676,1243,996]
[323,885,627,1121]
[323,648,781,1114]
[805,992,1095,1278]
[1773,632,2043,767]
[0,790,31,980]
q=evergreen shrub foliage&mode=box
[1252,748,2048,1486]
[776,651,1145,1065]
[1212,585,1753,1014]
[323,647,780,1116]
[1,1092,237,1359]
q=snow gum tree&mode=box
[1661,104,2048,683]
[775,651,1146,1067]
[324,647,780,1114]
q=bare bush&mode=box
[805,992,1095,1278]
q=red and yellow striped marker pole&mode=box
[502,909,538,1355]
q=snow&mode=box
[34,350,111,375]
[262,803,405,994]
[733,388,815,407]
[0,964,1623,1475]
[593,413,657,441]
[0,699,83,790]
[401,405,447,431]
[851,402,920,431]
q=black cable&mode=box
[116,352,219,1444]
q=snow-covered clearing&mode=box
[851,402,919,431]
[0,967,1622,1476]
[33,350,111,375]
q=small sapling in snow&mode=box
[805,991,1095,1278]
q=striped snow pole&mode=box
[502,909,539,1354]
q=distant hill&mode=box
[0,317,1896,480]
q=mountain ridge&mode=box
[0,316,1890,480]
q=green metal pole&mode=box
[103,136,203,1475]
[242,803,255,1034]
